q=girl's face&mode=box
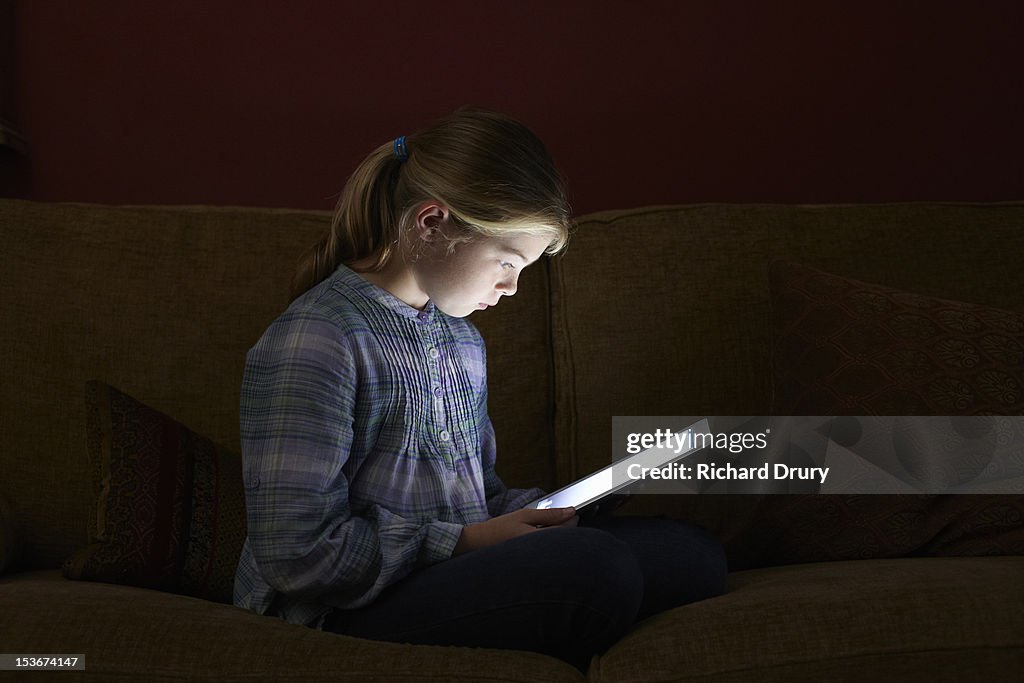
[413,230,550,318]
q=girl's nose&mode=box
[497,274,518,296]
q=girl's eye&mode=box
[500,261,516,271]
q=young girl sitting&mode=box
[234,108,727,671]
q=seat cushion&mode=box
[0,569,584,682]
[590,556,1024,683]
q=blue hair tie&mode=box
[393,136,408,163]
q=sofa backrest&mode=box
[0,199,556,569]
[3,199,1023,570]
[552,203,1024,483]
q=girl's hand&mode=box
[452,506,578,556]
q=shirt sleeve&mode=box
[239,309,463,610]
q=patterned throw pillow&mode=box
[729,260,1024,570]
[63,381,246,603]
[770,259,1024,415]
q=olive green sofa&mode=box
[1,198,1022,681]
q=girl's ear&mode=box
[414,202,450,242]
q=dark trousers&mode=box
[322,515,728,672]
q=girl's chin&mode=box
[433,301,477,318]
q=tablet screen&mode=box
[524,418,711,512]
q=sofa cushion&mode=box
[0,570,584,683]
[727,260,1024,570]
[0,492,23,575]
[770,259,1024,415]
[591,556,1024,683]
[62,380,246,603]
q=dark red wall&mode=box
[7,1,1024,213]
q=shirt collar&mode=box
[331,263,437,324]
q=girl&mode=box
[234,108,727,671]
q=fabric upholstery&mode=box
[552,203,1024,486]
[4,198,1024,680]
[551,203,1024,567]
[63,380,246,603]
[0,569,584,682]
[770,259,1024,415]
[0,492,22,575]
[713,261,1024,569]
[591,556,1024,683]
[722,493,1024,570]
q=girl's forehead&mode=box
[490,234,550,262]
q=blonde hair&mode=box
[290,107,572,301]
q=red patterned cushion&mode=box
[731,261,1024,570]
[62,381,246,603]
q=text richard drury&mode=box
[624,427,830,484]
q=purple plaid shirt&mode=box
[233,263,544,629]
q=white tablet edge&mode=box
[524,418,712,511]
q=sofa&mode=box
[1,198,1022,681]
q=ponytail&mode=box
[289,143,405,301]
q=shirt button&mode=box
[429,347,440,360]
[433,386,443,398]
[439,430,450,442]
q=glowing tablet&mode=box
[524,418,711,514]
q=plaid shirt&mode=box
[233,264,544,630]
